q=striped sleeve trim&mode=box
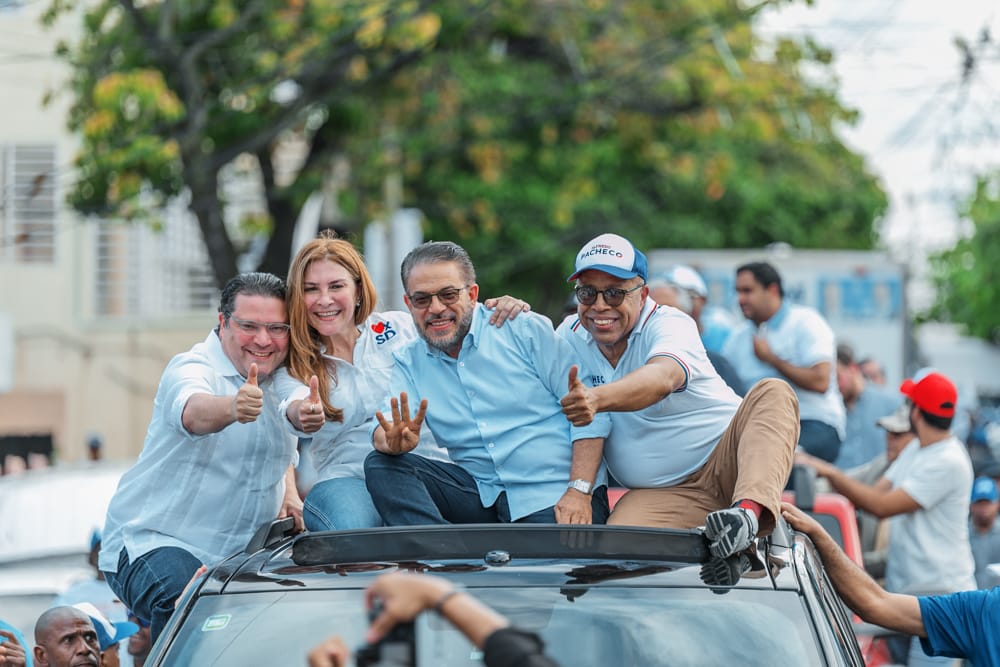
[651,352,689,392]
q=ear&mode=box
[34,646,47,666]
[468,284,480,302]
[218,312,226,329]
[402,294,414,313]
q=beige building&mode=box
[0,2,217,465]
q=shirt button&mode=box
[488,442,495,448]
[459,362,465,367]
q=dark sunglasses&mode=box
[574,283,644,307]
[407,285,468,309]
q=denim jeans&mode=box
[102,546,203,646]
[303,476,383,531]
[798,419,842,463]
[364,450,610,525]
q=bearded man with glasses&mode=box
[99,272,303,645]
[364,241,611,527]
[556,234,800,584]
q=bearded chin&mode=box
[423,309,474,354]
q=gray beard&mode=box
[423,308,474,354]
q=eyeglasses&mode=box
[407,285,468,309]
[574,283,644,307]
[229,317,291,339]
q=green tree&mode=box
[48,0,886,318]
[925,175,1000,342]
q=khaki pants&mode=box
[608,378,799,535]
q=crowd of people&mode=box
[3,231,999,666]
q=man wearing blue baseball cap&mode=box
[557,233,800,583]
[970,476,1000,589]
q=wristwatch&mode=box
[567,479,593,495]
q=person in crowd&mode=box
[32,607,99,667]
[795,370,975,667]
[723,261,845,462]
[365,241,610,526]
[783,502,999,666]
[556,233,799,583]
[53,531,127,627]
[647,269,745,396]
[834,343,901,470]
[71,604,137,667]
[124,612,150,667]
[0,622,29,667]
[845,405,913,578]
[859,357,887,386]
[969,476,1000,589]
[307,572,559,667]
[275,233,528,532]
[98,273,303,645]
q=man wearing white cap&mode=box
[796,370,975,667]
[557,233,800,583]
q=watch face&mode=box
[570,479,593,494]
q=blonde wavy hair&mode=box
[286,231,377,422]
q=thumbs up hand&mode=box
[297,375,326,433]
[560,365,597,426]
[234,363,264,423]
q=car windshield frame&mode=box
[160,585,827,667]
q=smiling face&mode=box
[404,260,479,358]
[302,259,359,341]
[575,269,648,365]
[217,293,289,378]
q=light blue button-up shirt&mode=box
[98,331,297,571]
[381,305,608,520]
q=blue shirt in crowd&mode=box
[918,587,1000,665]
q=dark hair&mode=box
[218,272,287,322]
[919,409,953,431]
[837,343,856,366]
[736,261,784,297]
[400,241,476,292]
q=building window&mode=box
[0,144,57,264]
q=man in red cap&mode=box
[795,370,975,667]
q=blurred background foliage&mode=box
[47,0,889,318]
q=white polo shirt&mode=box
[723,302,845,438]
[557,298,740,488]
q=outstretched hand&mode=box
[297,375,326,433]
[233,363,264,423]
[375,393,427,455]
[560,365,597,426]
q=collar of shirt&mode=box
[766,301,791,329]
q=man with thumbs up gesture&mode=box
[97,273,303,646]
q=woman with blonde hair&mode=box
[275,232,527,531]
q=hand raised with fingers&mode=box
[0,629,27,667]
[560,365,597,426]
[298,375,326,433]
[233,363,264,423]
[375,392,427,455]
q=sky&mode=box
[759,0,1000,310]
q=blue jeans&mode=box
[303,477,383,531]
[364,450,610,525]
[103,546,202,647]
[798,419,842,463]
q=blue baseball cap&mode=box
[72,603,139,651]
[568,233,648,283]
[971,477,999,503]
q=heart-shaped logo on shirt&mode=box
[371,321,386,334]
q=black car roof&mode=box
[201,523,802,595]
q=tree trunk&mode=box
[187,164,239,290]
